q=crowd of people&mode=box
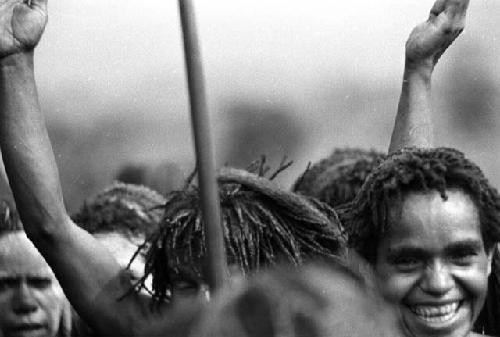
[0,0,497,336]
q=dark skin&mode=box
[0,1,166,336]
[0,0,474,336]
[389,0,469,153]
[386,1,495,336]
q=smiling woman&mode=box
[376,189,491,337]
[344,147,500,337]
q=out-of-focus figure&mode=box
[189,259,402,337]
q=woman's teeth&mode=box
[409,302,460,323]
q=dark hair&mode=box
[293,148,385,208]
[72,182,166,238]
[0,200,22,234]
[142,167,345,302]
[345,147,500,262]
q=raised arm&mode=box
[388,0,469,153]
[0,1,153,335]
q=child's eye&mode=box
[0,278,20,291]
[28,277,52,289]
[0,279,10,291]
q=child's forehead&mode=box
[0,269,54,279]
[0,255,54,278]
[0,232,54,276]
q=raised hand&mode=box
[405,0,469,70]
[0,0,48,57]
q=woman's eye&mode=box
[393,257,422,271]
[450,251,476,265]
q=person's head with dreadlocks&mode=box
[142,162,345,303]
[292,147,385,208]
[72,182,166,285]
[344,147,500,337]
[0,201,72,337]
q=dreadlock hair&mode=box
[0,200,22,234]
[345,147,500,263]
[72,182,166,239]
[143,164,345,302]
[292,148,385,208]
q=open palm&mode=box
[0,0,47,57]
[405,0,469,68]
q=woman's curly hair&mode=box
[293,148,385,208]
[141,163,345,302]
[344,147,500,263]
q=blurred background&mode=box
[1,0,499,213]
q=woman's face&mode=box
[375,189,493,337]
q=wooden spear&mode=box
[178,0,227,292]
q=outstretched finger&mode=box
[29,0,47,11]
[436,0,469,29]
[429,0,447,19]
[444,0,470,19]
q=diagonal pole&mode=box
[178,0,227,292]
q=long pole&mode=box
[178,0,227,292]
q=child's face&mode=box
[374,189,492,337]
[0,232,67,337]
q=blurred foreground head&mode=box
[293,148,385,208]
[191,259,402,337]
[143,165,346,302]
[0,202,72,337]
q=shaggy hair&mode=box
[141,165,345,302]
[293,148,385,208]
[344,147,500,263]
[72,182,166,238]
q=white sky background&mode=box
[36,0,500,118]
[26,0,500,207]
[37,0,500,102]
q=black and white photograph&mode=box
[0,0,498,336]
